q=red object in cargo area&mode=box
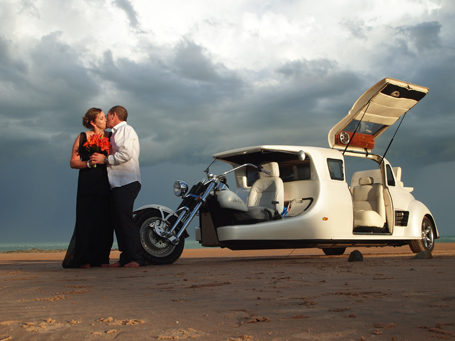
[335,131,375,149]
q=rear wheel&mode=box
[135,210,185,265]
[322,248,346,256]
[409,216,435,253]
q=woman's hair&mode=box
[82,107,103,129]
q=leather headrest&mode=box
[259,162,280,178]
[359,177,374,185]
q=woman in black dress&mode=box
[62,108,113,268]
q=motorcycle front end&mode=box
[133,178,214,265]
[134,207,185,265]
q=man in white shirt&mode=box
[91,105,144,267]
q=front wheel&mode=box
[135,210,185,265]
[409,216,435,253]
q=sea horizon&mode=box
[0,236,453,253]
[0,239,204,253]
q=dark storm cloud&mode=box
[89,39,245,165]
[0,31,102,162]
[226,60,364,148]
[0,36,28,85]
[173,40,226,82]
[397,21,441,52]
[340,18,455,169]
[1,31,99,116]
[88,35,453,170]
[274,58,363,111]
[380,21,455,166]
[94,39,243,107]
[112,0,140,29]
[29,32,100,109]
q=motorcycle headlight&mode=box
[173,180,188,197]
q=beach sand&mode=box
[1,244,454,340]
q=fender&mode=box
[134,204,178,222]
[406,200,439,239]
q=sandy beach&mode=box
[1,244,454,340]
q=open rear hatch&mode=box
[328,78,429,154]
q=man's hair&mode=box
[109,105,128,121]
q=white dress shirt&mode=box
[107,121,141,188]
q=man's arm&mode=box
[90,125,136,166]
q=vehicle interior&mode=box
[349,161,395,234]
[219,151,319,219]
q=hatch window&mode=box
[327,159,344,181]
[344,120,386,136]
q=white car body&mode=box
[195,78,438,253]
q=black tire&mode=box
[322,247,346,256]
[135,210,185,265]
[409,216,435,253]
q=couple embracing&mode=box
[62,105,144,268]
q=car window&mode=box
[327,159,344,181]
[279,163,311,183]
[247,162,312,186]
[386,164,395,186]
[296,163,311,180]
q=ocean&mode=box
[0,237,453,253]
[0,239,204,253]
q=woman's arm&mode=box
[70,134,92,169]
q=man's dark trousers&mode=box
[111,181,144,265]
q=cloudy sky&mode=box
[1,0,454,245]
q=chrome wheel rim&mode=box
[422,218,434,250]
[140,217,175,257]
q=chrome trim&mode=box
[173,180,188,197]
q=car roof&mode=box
[213,145,341,165]
[328,78,429,153]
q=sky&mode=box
[0,0,454,244]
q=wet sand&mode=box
[1,244,454,340]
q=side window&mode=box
[327,159,344,181]
[246,167,259,187]
[279,163,311,183]
[386,165,395,186]
[279,165,295,182]
[296,163,311,180]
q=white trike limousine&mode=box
[134,78,438,264]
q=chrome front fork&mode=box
[161,181,216,245]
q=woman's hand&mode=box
[90,153,106,165]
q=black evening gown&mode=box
[62,132,113,268]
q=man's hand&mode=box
[90,153,106,165]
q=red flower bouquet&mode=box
[84,133,111,167]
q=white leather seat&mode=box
[352,177,385,228]
[247,162,284,215]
